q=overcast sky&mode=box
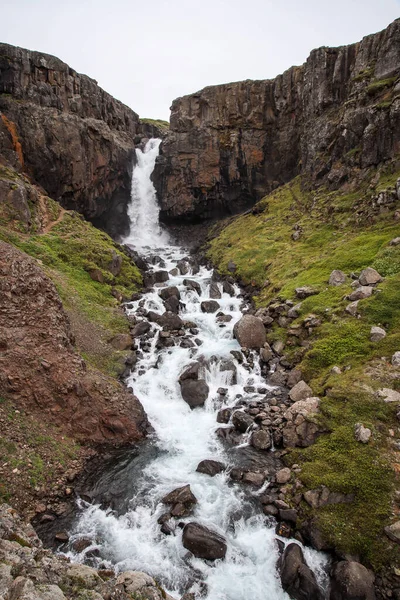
[2,0,399,120]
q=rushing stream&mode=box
[66,139,329,599]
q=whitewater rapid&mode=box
[67,140,329,600]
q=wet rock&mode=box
[183,279,201,295]
[179,362,200,381]
[162,484,197,506]
[216,313,233,323]
[230,350,243,363]
[330,561,376,600]
[279,509,298,523]
[354,423,372,443]
[180,379,209,408]
[329,270,347,286]
[154,270,169,283]
[347,286,373,301]
[232,410,254,433]
[219,359,237,384]
[289,380,313,402]
[164,296,180,314]
[159,286,181,301]
[216,408,231,423]
[359,267,382,286]
[222,280,235,296]
[177,259,190,275]
[251,429,272,450]
[209,282,222,299]
[132,321,151,338]
[295,286,319,299]
[370,326,386,342]
[233,315,266,349]
[169,268,179,276]
[159,311,184,330]
[110,333,132,350]
[279,543,324,600]
[182,523,227,560]
[196,460,226,476]
[201,300,220,313]
[276,468,291,484]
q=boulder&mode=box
[176,260,190,275]
[216,408,231,423]
[287,369,302,388]
[370,326,386,342]
[345,300,359,316]
[288,303,302,319]
[347,286,373,301]
[279,543,324,600]
[183,279,201,295]
[131,321,150,338]
[260,343,273,362]
[222,280,235,296]
[159,312,184,330]
[232,410,254,433]
[179,362,200,382]
[392,351,400,367]
[330,561,376,600]
[390,237,400,246]
[276,468,291,484]
[179,379,209,408]
[209,282,222,299]
[110,333,132,350]
[182,523,227,560]
[251,429,272,450]
[384,520,400,544]
[284,397,320,421]
[233,315,266,349]
[354,423,372,443]
[289,380,313,402]
[154,270,169,283]
[242,471,265,486]
[159,286,180,301]
[329,270,347,286]
[196,460,226,476]
[201,300,220,313]
[162,484,197,506]
[227,260,236,273]
[295,286,319,299]
[358,267,382,286]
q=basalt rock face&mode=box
[154,18,400,223]
[0,43,140,237]
[0,241,148,444]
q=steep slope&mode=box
[154,18,400,222]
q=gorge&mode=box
[0,16,400,600]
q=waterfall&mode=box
[123,138,168,248]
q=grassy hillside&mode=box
[208,167,400,568]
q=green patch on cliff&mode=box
[207,171,400,567]
[140,118,169,131]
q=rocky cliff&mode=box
[0,43,141,237]
[154,18,400,222]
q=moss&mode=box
[367,77,397,96]
[140,117,169,130]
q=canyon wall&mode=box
[0,43,140,236]
[154,18,400,222]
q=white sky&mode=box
[2,0,399,120]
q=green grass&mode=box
[367,77,397,96]
[140,117,169,130]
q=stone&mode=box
[227,260,237,273]
[260,343,273,362]
[217,408,231,423]
[209,282,222,299]
[242,471,265,486]
[179,362,200,381]
[288,303,302,319]
[377,388,400,402]
[162,484,197,506]
[289,380,313,402]
[201,300,220,313]
[66,564,101,589]
[347,286,373,301]
[370,326,386,342]
[279,509,298,523]
[276,467,291,484]
[392,351,400,366]
[159,311,184,330]
[222,280,235,295]
[384,521,400,544]
[179,379,209,408]
[329,270,347,286]
[182,522,227,560]
[354,423,372,443]
[251,429,272,450]
[55,531,69,542]
[390,237,400,246]
[330,561,376,600]
[89,268,104,283]
[159,286,180,301]
[295,286,319,299]
[218,358,237,384]
[287,369,302,388]
[284,397,320,421]
[279,543,324,600]
[232,410,254,433]
[358,267,382,286]
[233,315,266,349]
[345,300,359,316]
[110,333,132,350]
[196,460,226,476]
[132,321,150,337]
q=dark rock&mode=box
[209,282,222,299]
[164,296,180,314]
[279,509,298,523]
[159,286,181,301]
[196,460,226,476]
[159,311,184,330]
[280,543,324,600]
[219,359,237,384]
[179,379,209,408]
[182,522,227,560]
[330,561,376,600]
[295,287,319,299]
[232,410,254,433]
[154,270,169,283]
[179,362,200,382]
[251,429,272,450]
[162,484,197,506]
[233,315,266,349]
[222,280,235,296]
[201,300,220,313]
[132,321,151,338]
[216,408,231,423]
[183,279,201,295]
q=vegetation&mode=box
[140,117,169,131]
[208,166,400,567]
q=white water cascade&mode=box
[67,138,329,599]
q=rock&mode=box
[392,351,400,366]
[269,370,287,386]
[227,260,237,273]
[182,523,227,560]
[243,471,265,486]
[222,280,235,295]
[384,521,400,544]
[288,303,302,319]
[116,571,168,599]
[377,387,400,403]
[272,340,285,355]
[370,326,386,342]
[251,429,272,450]
[276,468,291,484]
[287,369,302,388]
[284,397,320,421]
[329,270,347,286]
[162,484,197,506]
[347,286,373,301]
[66,564,101,589]
[345,300,359,316]
[279,543,324,600]
[295,286,319,299]
[354,423,372,443]
[260,343,273,362]
[179,379,209,408]
[289,380,313,402]
[217,408,231,423]
[201,300,220,313]
[159,286,181,301]
[209,282,222,299]
[179,362,200,381]
[89,268,104,283]
[132,321,151,337]
[196,460,226,476]
[154,270,169,283]
[55,531,69,542]
[390,237,400,246]
[183,279,201,295]
[164,296,180,313]
[232,410,254,433]
[159,311,184,330]
[330,561,376,600]
[304,486,354,509]
[110,333,132,350]
[279,509,298,523]
[219,359,237,384]
[233,315,266,349]
[358,267,382,286]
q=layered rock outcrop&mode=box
[154,18,400,222]
[0,241,148,444]
[0,43,140,236]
